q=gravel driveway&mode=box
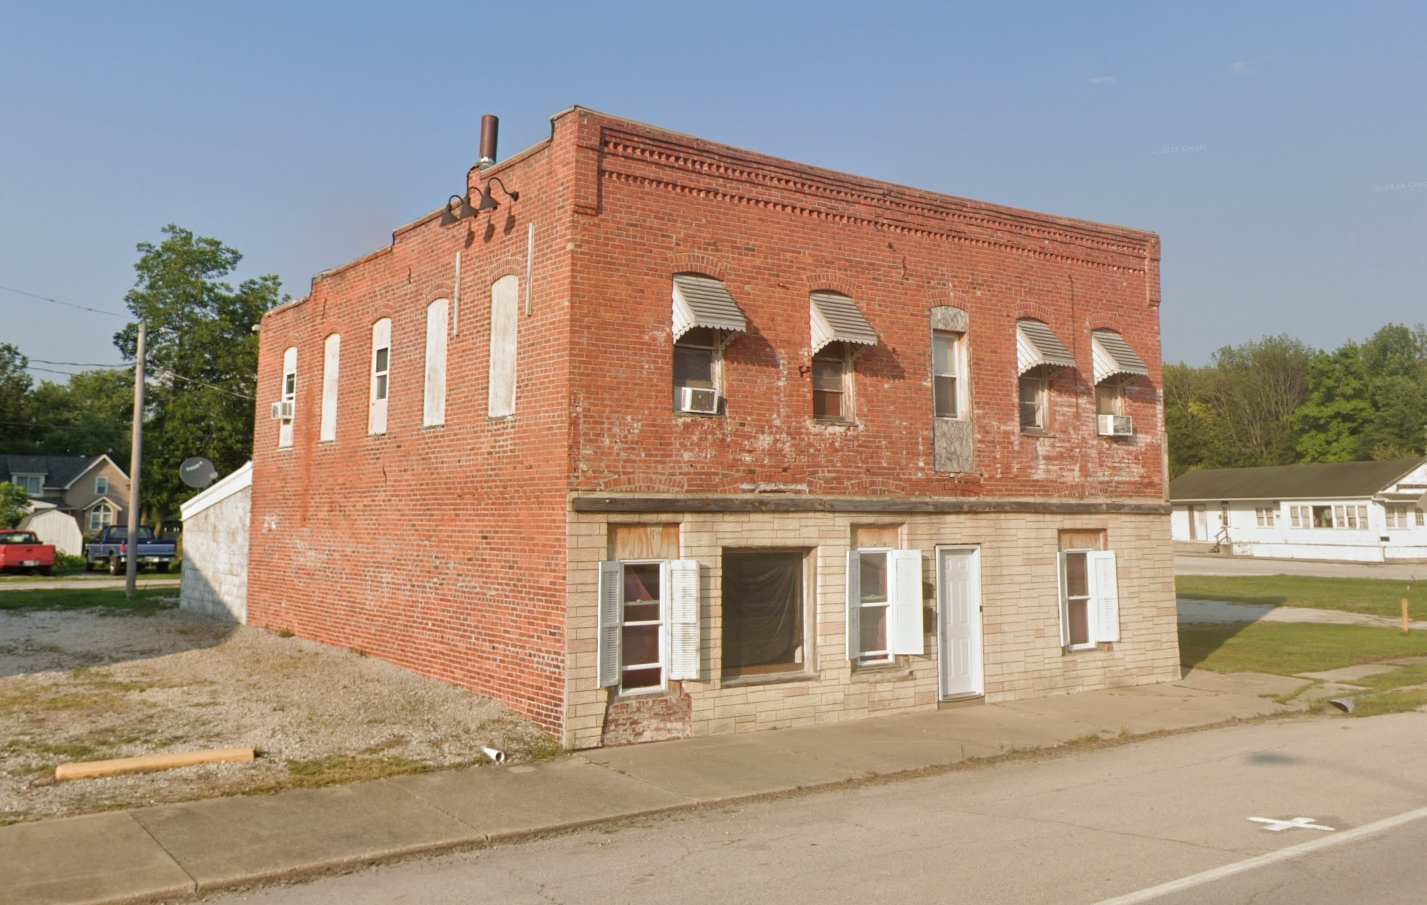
[0,601,552,825]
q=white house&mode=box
[1170,457,1427,563]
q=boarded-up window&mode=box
[279,346,297,448]
[423,299,448,427]
[488,275,518,418]
[320,334,340,442]
[369,318,391,435]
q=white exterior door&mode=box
[937,547,982,699]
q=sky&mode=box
[2,1,1425,385]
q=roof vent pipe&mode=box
[478,115,499,170]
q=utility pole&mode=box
[125,322,146,600]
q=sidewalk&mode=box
[1,670,1314,905]
[0,577,180,592]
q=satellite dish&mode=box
[181,457,219,490]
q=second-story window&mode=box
[423,299,449,427]
[320,333,340,442]
[1019,369,1050,431]
[488,276,518,419]
[279,346,297,448]
[369,318,391,435]
[95,475,109,496]
[1015,319,1075,435]
[1090,329,1149,437]
[813,344,852,421]
[671,274,748,415]
[932,330,963,418]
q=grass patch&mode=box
[1346,688,1427,718]
[1176,574,1427,620]
[0,587,176,614]
[1351,662,1427,692]
[1181,622,1427,676]
[240,755,432,795]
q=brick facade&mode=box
[248,107,1177,746]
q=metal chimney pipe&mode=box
[478,115,499,169]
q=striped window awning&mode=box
[1091,329,1150,383]
[1016,319,1076,375]
[810,292,878,354]
[672,274,748,340]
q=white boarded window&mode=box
[369,318,391,435]
[423,299,449,427]
[488,275,519,418]
[846,548,923,664]
[279,346,297,448]
[320,334,340,442]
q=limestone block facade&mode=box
[180,463,252,624]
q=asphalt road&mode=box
[202,713,1427,905]
[1175,553,1427,579]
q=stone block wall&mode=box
[180,485,252,623]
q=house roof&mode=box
[0,455,105,489]
[1170,458,1427,502]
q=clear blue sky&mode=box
[3,1,1425,382]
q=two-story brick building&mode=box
[248,108,1178,749]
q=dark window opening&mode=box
[721,551,804,677]
[813,345,849,421]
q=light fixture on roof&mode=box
[439,193,478,227]
[476,176,520,213]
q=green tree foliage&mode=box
[0,483,29,529]
[113,225,282,521]
[0,344,37,452]
[27,369,135,469]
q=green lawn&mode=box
[0,587,176,613]
[1180,622,1427,676]
[1176,574,1427,620]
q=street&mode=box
[1175,553,1427,580]
[202,713,1427,905]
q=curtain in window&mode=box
[722,552,801,668]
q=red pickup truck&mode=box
[0,530,56,575]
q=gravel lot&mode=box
[0,600,553,825]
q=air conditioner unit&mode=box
[1097,414,1133,436]
[676,386,719,414]
[271,401,295,421]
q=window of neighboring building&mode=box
[1255,505,1278,528]
[369,318,391,435]
[488,275,519,418]
[673,327,721,414]
[11,475,42,496]
[932,330,963,418]
[813,344,853,422]
[1019,368,1050,432]
[279,346,297,448]
[597,557,700,693]
[1387,504,1420,530]
[1334,504,1368,530]
[721,551,805,679]
[321,333,340,442]
[95,476,108,496]
[88,503,113,532]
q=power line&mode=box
[0,283,128,318]
[29,359,132,369]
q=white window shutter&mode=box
[889,550,924,656]
[1088,551,1120,643]
[423,299,448,427]
[665,559,701,681]
[845,550,861,661]
[1056,552,1070,648]
[597,562,622,688]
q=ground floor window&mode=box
[721,551,804,678]
[88,503,113,532]
[1387,504,1423,529]
[1058,531,1119,651]
[598,558,700,693]
[846,548,923,664]
[1255,505,1278,527]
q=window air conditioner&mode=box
[676,386,719,414]
[271,401,295,421]
[1097,414,1133,436]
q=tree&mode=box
[0,343,37,452]
[28,369,135,468]
[1293,324,1427,463]
[113,225,282,521]
[0,483,29,529]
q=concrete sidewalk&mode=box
[1,671,1314,905]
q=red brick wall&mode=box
[248,130,579,734]
[562,111,1165,502]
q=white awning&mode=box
[672,274,748,340]
[810,292,878,354]
[1091,330,1150,383]
[1016,319,1076,375]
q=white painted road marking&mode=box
[1091,803,1427,905]
[1248,816,1335,832]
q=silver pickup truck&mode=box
[85,526,179,575]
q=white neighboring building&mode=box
[179,462,252,623]
[1170,457,1427,563]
